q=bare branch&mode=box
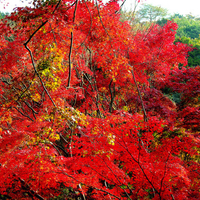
[14,106,34,121]
[67,0,79,87]
[24,44,57,107]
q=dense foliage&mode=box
[0,0,199,199]
[0,11,8,19]
[157,14,200,67]
[122,4,200,67]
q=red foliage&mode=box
[0,0,199,199]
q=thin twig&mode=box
[131,67,148,122]
[56,166,122,200]
[159,153,170,195]
[76,0,92,50]
[14,106,34,121]
[116,140,160,197]
[18,177,44,200]
[49,22,58,46]
[96,0,112,44]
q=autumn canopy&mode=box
[0,0,199,199]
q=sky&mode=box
[124,0,200,17]
[0,0,200,17]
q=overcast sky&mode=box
[124,0,200,17]
[0,0,29,12]
[1,0,200,17]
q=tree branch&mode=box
[67,0,79,87]
[24,44,57,107]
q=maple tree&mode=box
[0,0,199,199]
